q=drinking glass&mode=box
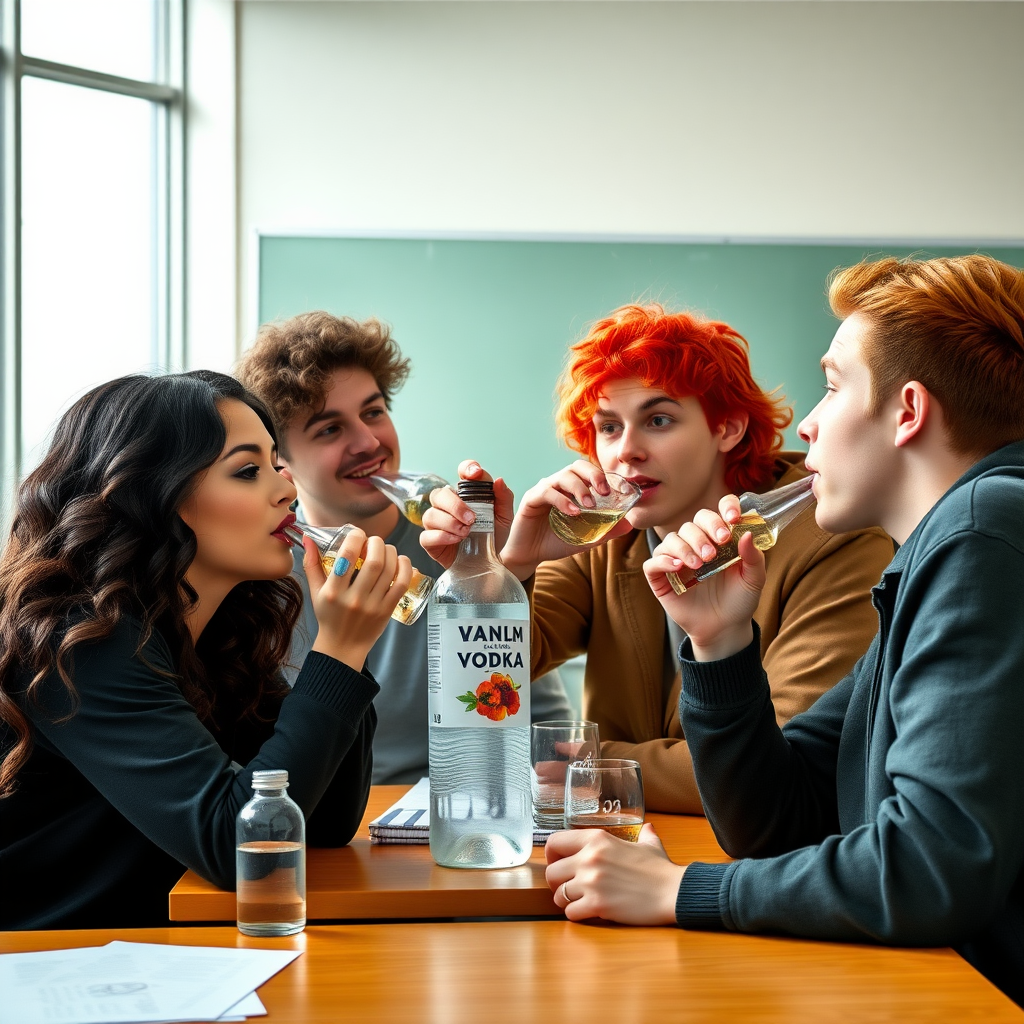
[369,470,450,527]
[284,521,435,626]
[665,474,815,594]
[548,473,642,546]
[530,720,600,829]
[564,758,644,841]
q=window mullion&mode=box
[2,0,184,516]
[1,0,24,528]
[21,55,177,103]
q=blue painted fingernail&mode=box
[333,556,351,578]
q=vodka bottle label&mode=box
[467,503,494,532]
[428,618,531,728]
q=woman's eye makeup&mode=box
[233,463,260,480]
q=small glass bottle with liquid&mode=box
[665,474,816,594]
[236,769,306,936]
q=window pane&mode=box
[21,76,158,470]
[22,0,159,83]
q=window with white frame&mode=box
[1,0,183,510]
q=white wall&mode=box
[228,0,1024,356]
[185,0,238,371]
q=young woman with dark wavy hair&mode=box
[0,370,411,929]
[422,303,895,814]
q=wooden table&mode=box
[5,923,1021,1023]
[169,785,730,922]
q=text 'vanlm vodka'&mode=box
[427,479,532,868]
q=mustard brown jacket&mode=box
[528,452,895,813]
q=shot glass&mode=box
[284,521,435,626]
[547,473,642,546]
[530,720,601,829]
[564,758,644,841]
[369,470,450,527]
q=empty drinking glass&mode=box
[531,720,600,829]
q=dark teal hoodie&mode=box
[675,440,1024,1006]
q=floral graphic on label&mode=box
[456,672,522,721]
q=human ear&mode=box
[278,461,295,484]
[893,381,930,448]
[717,413,750,454]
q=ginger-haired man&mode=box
[543,256,1024,1007]
[423,303,895,811]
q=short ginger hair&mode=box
[828,255,1024,457]
[236,311,410,453]
[555,304,792,494]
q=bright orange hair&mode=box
[555,304,792,494]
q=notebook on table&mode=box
[369,778,555,846]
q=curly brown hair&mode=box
[237,312,410,454]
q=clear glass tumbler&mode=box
[530,720,600,829]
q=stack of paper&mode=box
[0,940,302,1024]
[369,777,556,846]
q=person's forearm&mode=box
[688,621,755,663]
[305,703,376,847]
[498,542,540,582]
[680,628,846,859]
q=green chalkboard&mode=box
[258,236,1024,503]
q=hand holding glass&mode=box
[531,720,601,829]
[564,758,644,841]
[285,521,435,625]
[665,474,816,594]
[548,472,642,546]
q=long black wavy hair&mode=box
[0,370,302,796]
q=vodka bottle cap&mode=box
[457,480,495,502]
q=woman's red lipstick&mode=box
[272,512,297,544]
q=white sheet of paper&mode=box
[219,990,266,1019]
[0,941,297,1024]
[368,776,429,825]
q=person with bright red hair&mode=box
[539,255,1024,1008]
[422,303,894,813]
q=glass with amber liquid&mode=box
[665,474,816,595]
[548,472,642,546]
[284,521,435,625]
[369,470,450,527]
[564,758,644,842]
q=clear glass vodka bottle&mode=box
[427,480,532,868]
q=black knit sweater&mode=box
[0,617,377,929]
